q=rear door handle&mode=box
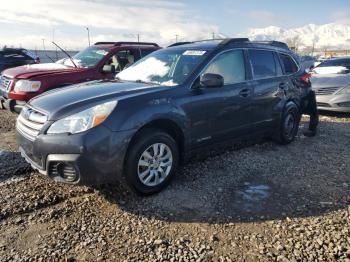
[279,82,287,89]
[239,88,250,97]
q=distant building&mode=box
[323,50,350,58]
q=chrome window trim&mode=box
[190,46,300,89]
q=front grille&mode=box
[317,102,331,108]
[0,75,13,92]
[337,102,350,107]
[315,86,341,95]
[16,107,47,141]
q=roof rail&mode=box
[251,40,289,50]
[219,38,250,45]
[168,41,193,47]
[94,41,159,47]
[167,38,289,50]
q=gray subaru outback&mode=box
[16,38,310,194]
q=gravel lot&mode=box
[0,109,349,261]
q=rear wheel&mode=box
[124,128,179,195]
[275,102,301,144]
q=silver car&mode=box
[311,57,350,112]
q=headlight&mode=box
[47,101,117,134]
[14,80,41,92]
[339,86,350,94]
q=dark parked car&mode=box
[300,55,316,69]
[17,38,310,194]
[0,42,160,113]
[0,48,39,73]
[311,57,350,112]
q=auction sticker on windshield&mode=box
[183,50,206,56]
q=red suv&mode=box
[0,42,160,113]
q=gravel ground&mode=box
[0,109,349,261]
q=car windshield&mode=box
[57,47,110,68]
[116,48,209,86]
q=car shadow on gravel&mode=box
[98,118,350,224]
[0,150,32,184]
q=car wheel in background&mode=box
[124,128,179,195]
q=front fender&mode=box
[104,98,189,133]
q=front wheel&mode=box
[124,128,179,195]
[275,102,301,145]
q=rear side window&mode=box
[2,51,27,60]
[280,54,298,74]
[249,50,277,79]
[203,50,246,85]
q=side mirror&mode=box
[200,73,224,88]
[102,64,116,74]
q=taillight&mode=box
[300,73,311,83]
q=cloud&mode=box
[247,10,286,25]
[0,0,219,49]
[331,9,350,25]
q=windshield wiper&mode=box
[135,79,159,85]
[52,41,78,68]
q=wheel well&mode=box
[127,119,185,159]
[286,98,301,113]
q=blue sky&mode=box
[194,0,350,34]
[0,0,349,49]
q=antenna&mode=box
[86,27,91,46]
[42,38,55,63]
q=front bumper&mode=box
[0,96,26,113]
[16,124,136,185]
[0,86,35,113]
[316,93,350,112]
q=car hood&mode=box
[29,80,168,120]
[1,63,86,79]
[311,74,350,88]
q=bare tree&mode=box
[285,36,301,52]
[300,46,314,56]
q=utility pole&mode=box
[175,34,179,43]
[137,34,140,42]
[86,27,91,46]
[212,32,215,39]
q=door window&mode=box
[140,49,154,58]
[280,54,298,74]
[106,50,135,71]
[249,49,277,79]
[203,50,246,85]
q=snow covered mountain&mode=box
[240,23,350,50]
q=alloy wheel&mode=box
[137,143,173,187]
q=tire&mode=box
[274,101,301,145]
[124,128,179,195]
